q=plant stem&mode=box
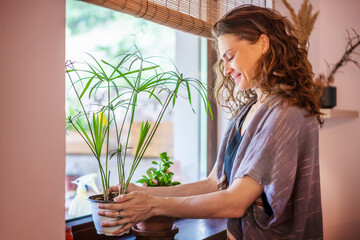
[328,40,360,81]
[125,90,174,190]
[66,64,97,153]
[105,77,111,196]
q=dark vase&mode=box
[320,86,337,108]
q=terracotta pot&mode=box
[88,194,129,236]
[136,216,174,232]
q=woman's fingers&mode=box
[98,209,137,221]
[98,212,136,235]
[108,185,120,193]
[126,183,145,193]
[101,218,123,227]
[113,191,148,203]
[114,194,129,203]
[99,209,150,226]
[98,208,137,221]
[98,201,125,210]
[113,223,134,236]
[98,209,122,219]
[97,191,154,231]
[100,216,130,227]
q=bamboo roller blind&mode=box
[81,0,268,39]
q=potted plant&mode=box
[132,152,180,237]
[315,29,360,108]
[65,50,212,236]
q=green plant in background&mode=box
[66,0,147,36]
[136,152,181,187]
[65,50,212,200]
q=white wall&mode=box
[0,1,65,239]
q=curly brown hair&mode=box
[212,5,323,125]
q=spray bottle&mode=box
[68,173,100,218]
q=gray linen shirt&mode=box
[216,99,323,240]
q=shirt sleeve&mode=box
[232,105,303,228]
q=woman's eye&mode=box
[227,56,234,61]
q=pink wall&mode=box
[0,0,65,239]
[276,0,360,239]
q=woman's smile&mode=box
[232,73,242,84]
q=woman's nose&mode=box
[223,62,232,76]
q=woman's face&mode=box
[218,34,264,90]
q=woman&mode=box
[98,5,323,239]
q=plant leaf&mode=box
[79,75,95,99]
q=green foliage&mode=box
[66,0,114,35]
[66,0,147,36]
[136,152,180,187]
[65,50,212,199]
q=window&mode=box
[65,0,207,220]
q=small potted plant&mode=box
[65,51,212,236]
[132,152,180,237]
[315,29,360,108]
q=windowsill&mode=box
[67,216,227,239]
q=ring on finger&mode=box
[117,210,123,219]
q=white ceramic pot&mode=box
[89,195,129,236]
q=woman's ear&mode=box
[259,34,270,54]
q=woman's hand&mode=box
[98,191,156,235]
[108,183,146,195]
[125,183,145,193]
